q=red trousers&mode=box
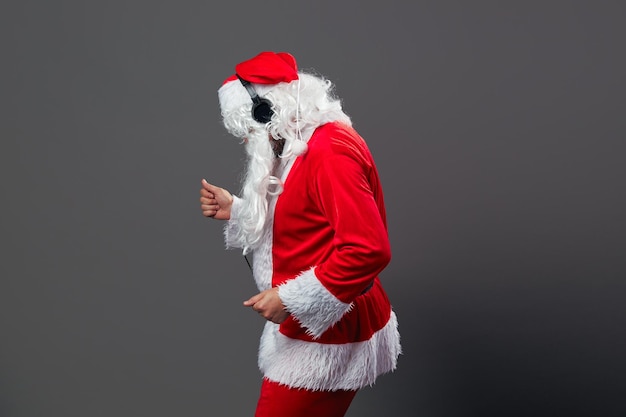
[254,379,358,417]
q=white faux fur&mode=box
[223,195,243,250]
[258,311,401,391]
[223,155,298,291]
[217,79,250,118]
[278,268,353,340]
[224,195,273,291]
[250,225,273,291]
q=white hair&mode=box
[217,71,351,253]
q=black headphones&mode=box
[237,75,274,124]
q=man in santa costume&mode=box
[199,51,401,417]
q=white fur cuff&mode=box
[278,267,352,339]
[223,195,242,249]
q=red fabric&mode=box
[223,51,299,85]
[273,122,393,343]
[255,379,357,417]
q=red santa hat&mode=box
[223,51,299,85]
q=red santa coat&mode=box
[226,122,401,391]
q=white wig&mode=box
[217,71,352,253]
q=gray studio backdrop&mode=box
[1,1,624,416]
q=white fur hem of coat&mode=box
[258,311,401,391]
[278,267,353,339]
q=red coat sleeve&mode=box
[311,142,391,303]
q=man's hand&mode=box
[200,179,233,220]
[243,288,289,324]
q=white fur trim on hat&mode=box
[217,79,251,114]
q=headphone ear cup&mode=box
[252,98,274,124]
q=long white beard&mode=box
[234,130,283,255]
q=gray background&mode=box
[1,1,624,416]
